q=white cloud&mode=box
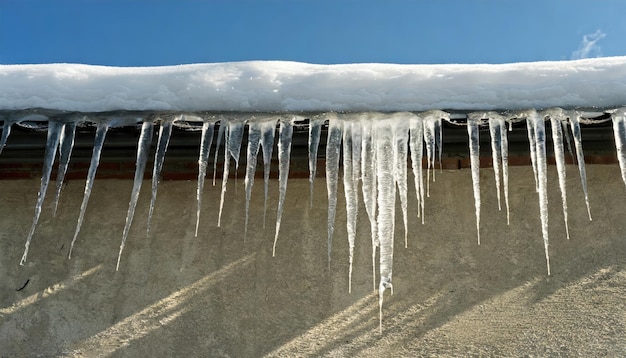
[571,30,606,60]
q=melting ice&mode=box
[4,107,622,331]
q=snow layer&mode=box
[1,58,626,112]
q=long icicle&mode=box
[244,120,262,238]
[218,119,245,227]
[308,117,323,207]
[467,114,481,245]
[117,120,154,271]
[360,115,378,290]
[526,114,540,193]
[69,120,110,259]
[195,119,215,237]
[501,116,510,225]
[567,111,593,221]
[547,109,571,240]
[612,109,626,187]
[342,119,358,292]
[325,113,342,268]
[217,119,232,227]
[212,119,225,186]
[528,110,551,276]
[147,118,173,235]
[488,115,503,211]
[272,117,294,257]
[52,120,78,217]
[20,119,63,265]
[260,118,277,228]
[376,119,395,334]
[393,113,410,248]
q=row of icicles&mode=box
[3,107,626,333]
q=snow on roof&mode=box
[1,57,626,113]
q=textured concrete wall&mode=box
[1,165,625,357]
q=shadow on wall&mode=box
[0,165,625,357]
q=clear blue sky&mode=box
[1,0,625,66]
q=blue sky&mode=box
[1,0,625,66]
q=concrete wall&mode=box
[0,165,625,357]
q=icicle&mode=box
[217,119,245,227]
[244,120,262,238]
[527,110,551,276]
[351,120,362,182]
[567,111,592,221]
[562,119,575,163]
[546,109,570,240]
[117,120,154,271]
[467,114,481,245]
[325,113,342,268]
[488,115,503,211]
[146,118,173,235]
[422,110,449,195]
[52,120,78,217]
[436,115,443,172]
[195,118,215,237]
[501,116,510,225]
[0,117,16,157]
[612,109,626,187]
[392,113,410,248]
[212,119,225,186]
[341,118,358,292]
[409,114,425,224]
[376,119,396,334]
[260,119,277,228]
[308,117,323,207]
[20,119,63,265]
[69,120,110,259]
[525,114,539,193]
[272,117,294,257]
[360,115,378,290]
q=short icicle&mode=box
[467,113,482,245]
[212,119,226,186]
[423,115,436,196]
[392,113,410,248]
[409,114,425,223]
[260,119,277,228]
[195,118,215,237]
[376,119,396,334]
[547,109,570,240]
[342,118,358,292]
[308,117,324,207]
[0,117,16,156]
[488,115,503,211]
[244,120,262,238]
[117,120,154,271]
[567,111,593,221]
[217,119,245,227]
[69,120,110,259]
[52,120,78,217]
[360,116,378,290]
[527,110,551,276]
[325,113,342,268]
[147,118,173,235]
[20,119,63,265]
[272,117,294,257]
[611,108,626,187]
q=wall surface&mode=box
[0,165,625,357]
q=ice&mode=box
[422,110,447,196]
[409,114,425,223]
[526,116,539,193]
[147,118,173,235]
[488,115,503,211]
[612,109,626,187]
[546,109,571,240]
[20,119,63,265]
[527,110,551,276]
[567,111,593,221]
[212,120,225,186]
[260,118,277,228]
[351,120,362,182]
[562,120,575,163]
[375,119,396,334]
[392,113,410,248]
[52,121,78,217]
[244,119,262,238]
[342,118,359,292]
[360,115,378,290]
[0,117,15,156]
[272,117,294,257]
[325,113,342,267]
[195,118,215,237]
[217,119,244,227]
[117,120,154,271]
[466,114,482,245]
[308,117,324,207]
[500,116,510,225]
